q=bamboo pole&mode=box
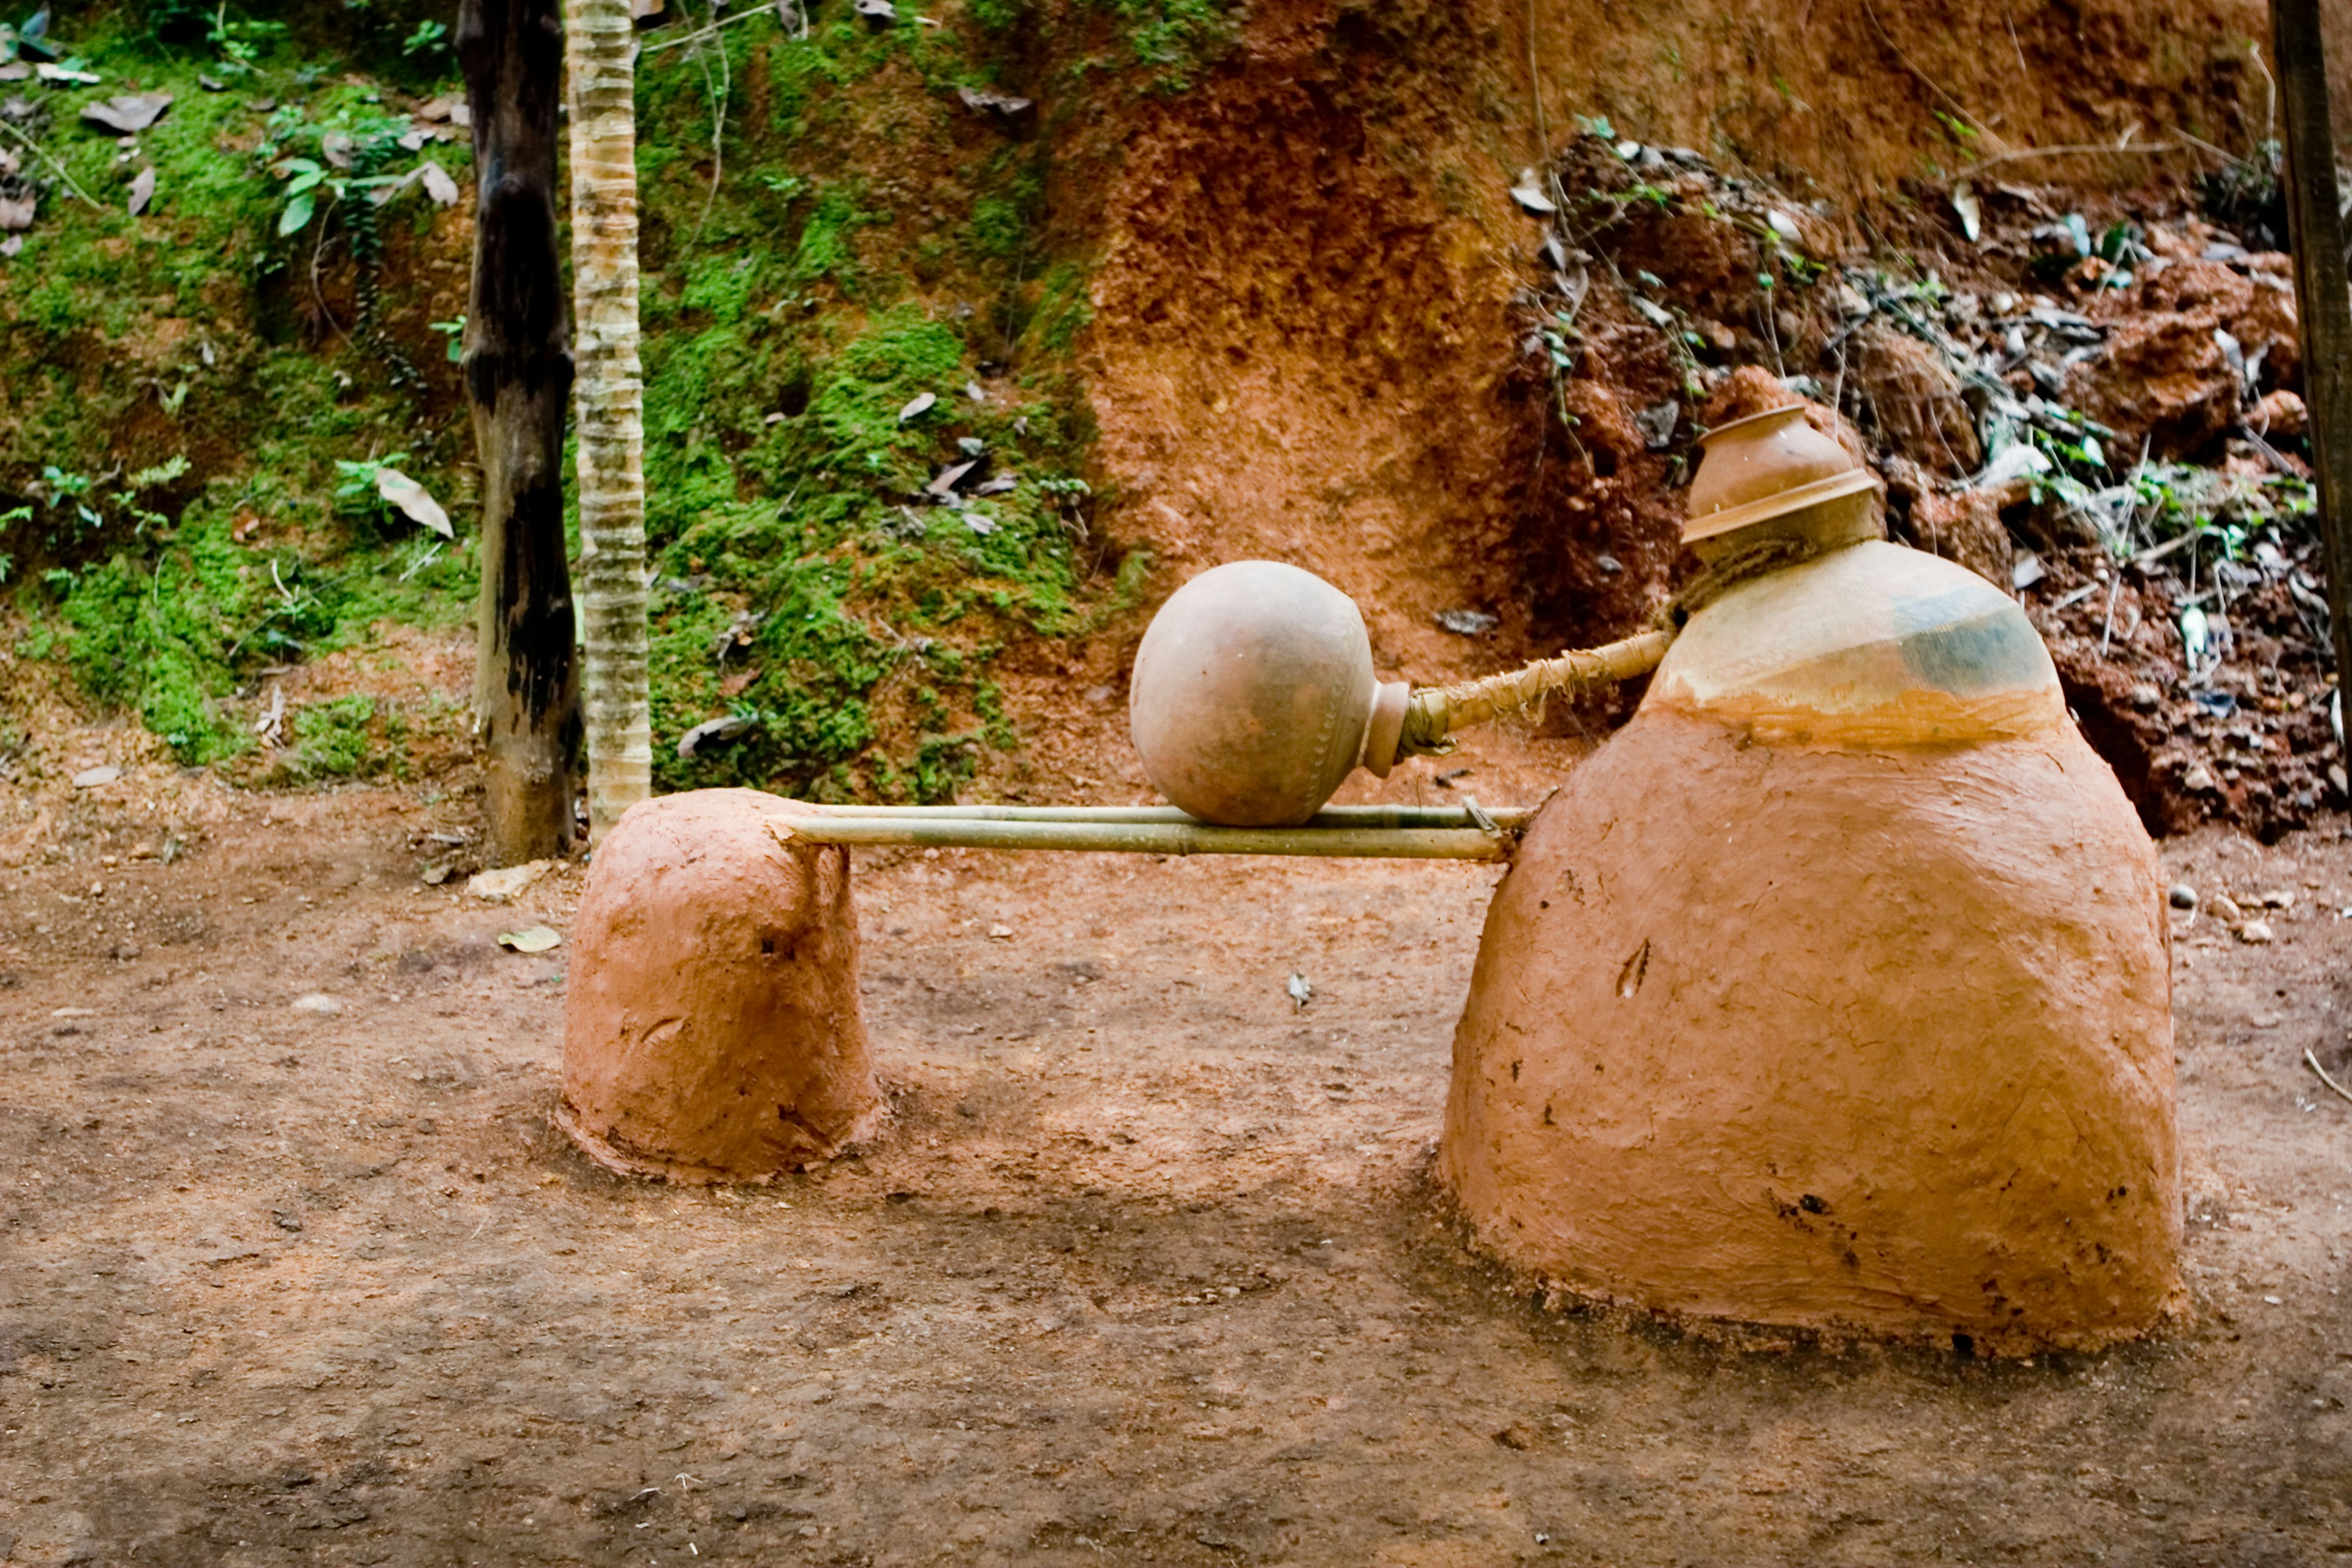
[785,803,1536,831]
[767,817,1515,861]
[2273,0,2352,686]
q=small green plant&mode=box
[274,156,331,236]
[264,104,433,236]
[129,456,192,491]
[23,462,184,543]
[40,468,100,530]
[333,453,410,521]
[401,19,451,56]
[208,6,288,78]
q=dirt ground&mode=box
[3,728,2351,1568]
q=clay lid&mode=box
[1684,403,1877,546]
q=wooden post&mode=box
[2274,0,2352,685]
[459,0,581,864]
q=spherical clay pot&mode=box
[557,789,883,1182]
[1441,542,2180,1351]
[1685,403,1879,554]
[1129,560,1408,827]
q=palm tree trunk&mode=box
[565,0,653,840]
[459,0,581,864]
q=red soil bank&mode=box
[557,790,882,1182]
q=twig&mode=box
[399,540,445,582]
[2131,527,2209,571]
[1524,0,1550,163]
[2099,570,2124,657]
[309,192,349,344]
[688,0,731,246]
[639,2,775,54]
[2307,1049,2352,1108]
[1860,0,2006,149]
[0,118,103,209]
[2172,127,2252,171]
[2240,422,2305,478]
[2249,39,2278,145]
[1958,140,2182,175]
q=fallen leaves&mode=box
[467,862,551,902]
[957,85,1033,121]
[373,467,453,538]
[1434,609,1498,637]
[498,925,562,954]
[676,713,758,758]
[79,91,170,134]
[1508,168,1556,215]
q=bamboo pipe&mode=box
[767,815,1515,861]
[1398,630,1674,758]
[780,802,1534,831]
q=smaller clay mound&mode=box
[557,790,881,1182]
[1441,710,2182,1352]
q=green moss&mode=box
[912,731,982,802]
[764,31,853,137]
[969,195,1025,266]
[0,10,470,587]
[34,484,470,767]
[968,0,1030,30]
[140,646,238,763]
[647,297,1109,796]
[1079,0,1237,89]
[790,185,883,289]
[50,521,257,764]
[7,0,1124,802]
[1027,262,1096,355]
[1120,1,1235,86]
[288,693,378,777]
[970,0,1234,89]
[681,251,764,325]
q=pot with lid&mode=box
[1439,398,2180,1352]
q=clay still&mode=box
[558,789,883,1183]
[1439,402,2181,1352]
[558,399,2180,1352]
